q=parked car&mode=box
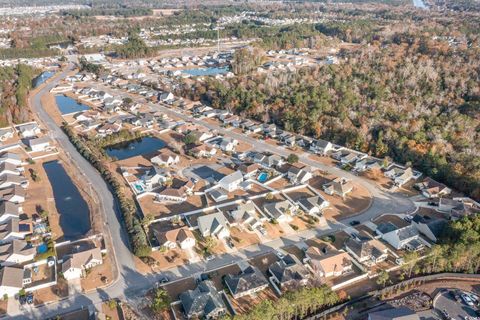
[226,238,235,249]
[349,220,360,226]
[159,276,169,284]
[462,294,475,306]
[26,293,33,305]
[205,255,214,261]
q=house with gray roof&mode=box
[269,254,310,291]
[411,214,447,243]
[309,139,333,155]
[197,212,230,239]
[344,233,388,266]
[379,225,426,251]
[297,196,329,216]
[225,265,269,299]
[179,280,227,319]
[287,165,312,184]
[323,177,353,198]
[218,170,243,192]
[263,200,297,222]
[0,239,36,266]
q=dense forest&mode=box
[177,25,480,200]
[0,64,38,126]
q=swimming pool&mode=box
[134,182,145,193]
[37,243,48,254]
[258,172,269,183]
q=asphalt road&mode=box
[11,69,415,319]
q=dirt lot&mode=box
[264,221,286,239]
[230,226,260,249]
[33,277,69,306]
[309,175,372,220]
[230,288,278,314]
[40,92,64,125]
[138,193,207,218]
[284,187,317,201]
[81,254,114,292]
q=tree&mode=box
[183,132,198,146]
[402,251,419,278]
[376,270,389,288]
[203,236,217,254]
[287,153,299,164]
[150,288,171,312]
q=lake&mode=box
[32,71,55,88]
[42,161,91,240]
[55,95,90,115]
[182,66,230,77]
[104,136,166,160]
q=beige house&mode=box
[62,247,103,281]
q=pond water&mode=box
[32,71,55,88]
[42,161,91,240]
[55,95,90,115]
[104,136,166,160]
[182,66,230,77]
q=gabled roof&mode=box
[218,170,243,186]
[0,266,23,288]
[298,196,327,211]
[179,280,226,318]
[412,214,447,238]
[0,202,20,218]
[198,212,228,234]
[225,265,268,296]
[62,247,102,272]
[0,239,35,261]
[306,246,351,274]
[269,254,310,285]
[264,200,293,219]
[0,185,25,201]
[156,227,194,245]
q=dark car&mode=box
[26,293,33,304]
[159,276,169,284]
[350,220,360,226]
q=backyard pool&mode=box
[104,136,166,160]
[182,66,229,77]
[258,172,269,183]
[37,243,48,254]
[55,95,90,115]
[134,181,146,193]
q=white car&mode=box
[462,294,474,306]
[275,251,285,259]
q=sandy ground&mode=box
[40,93,64,125]
[33,277,69,306]
[101,302,121,320]
[81,254,114,292]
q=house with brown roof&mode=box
[0,185,25,204]
[415,177,451,198]
[269,254,310,291]
[151,149,180,167]
[0,239,36,266]
[0,218,31,243]
[238,163,261,178]
[0,202,21,224]
[62,247,103,281]
[0,266,24,297]
[344,233,388,266]
[225,265,269,299]
[155,227,196,250]
[305,246,352,278]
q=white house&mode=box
[323,177,354,198]
[62,247,103,281]
[0,153,22,166]
[150,150,180,167]
[305,246,352,278]
[263,200,297,222]
[218,171,243,192]
[377,224,425,251]
[16,123,41,138]
[155,227,196,250]
[297,196,329,216]
[384,167,415,187]
[344,234,388,266]
[0,239,36,266]
[309,139,333,155]
[28,137,52,152]
[287,166,312,184]
[197,212,230,239]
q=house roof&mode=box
[156,227,194,245]
[269,254,310,285]
[0,239,35,261]
[298,196,327,211]
[0,266,23,288]
[0,152,21,162]
[0,173,26,185]
[0,202,20,217]
[0,162,19,173]
[0,185,25,201]
[218,170,243,187]
[306,246,351,274]
[198,212,228,235]
[62,247,102,273]
[225,265,268,296]
[264,200,292,219]
[28,136,51,147]
[229,202,256,223]
[394,225,419,241]
[412,214,447,238]
[179,280,226,318]
[368,307,419,320]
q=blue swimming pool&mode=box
[37,243,48,254]
[258,172,269,183]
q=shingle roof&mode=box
[179,280,226,318]
[0,266,23,288]
[225,265,268,296]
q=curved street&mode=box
[10,65,415,319]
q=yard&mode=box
[138,193,207,219]
[81,254,114,292]
[229,226,260,249]
[33,276,69,306]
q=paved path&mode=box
[10,69,415,319]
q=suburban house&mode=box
[219,138,238,152]
[384,167,415,187]
[323,177,354,198]
[179,280,227,319]
[155,226,195,250]
[227,201,261,229]
[189,144,217,158]
[238,163,261,178]
[297,196,329,216]
[197,212,230,239]
[376,223,425,251]
[263,200,297,222]
[156,187,188,203]
[74,110,100,122]
[0,153,22,166]
[159,92,174,102]
[0,202,20,223]
[0,218,31,243]
[97,123,122,136]
[16,123,41,138]
[353,158,382,173]
[0,162,22,176]
[269,254,310,291]
[190,129,213,142]
[368,306,420,320]
[415,177,451,198]
[438,198,480,219]
[0,185,26,204]
[0,128,13,141]
[0,239,36,266]
[262,154,285,168]
[344,234,388,266]
[287,166,313,184]
[305,246,352,278]
[141,166,170,191]
[309,139,333,155]
[0,174,28,189]
[411,214,448,243]
[217,171,243,192]
[0,266,24,297]
[27,136,52,152]
[225,265,269,299]
[62,247,103,280]
[150,149,180,167]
